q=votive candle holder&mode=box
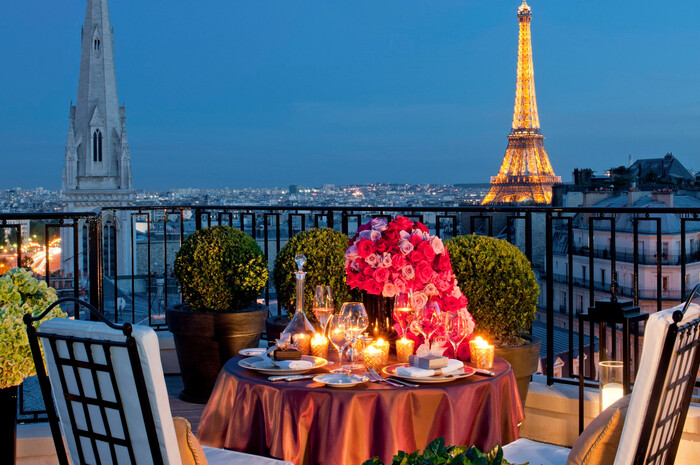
[396,337,415,363]
[363,345,384,372]
[310,333,329,359]
[293,333,311,355]
[374,338,390,365]
[472,343,494,369]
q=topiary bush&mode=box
[444,234,539,347]
[273,228,360,320]
[362,437,517,465]
[174,226,268,312]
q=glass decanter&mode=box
[280,254,315,346]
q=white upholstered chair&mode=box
[503,287,700,465]
[24,297,292,465]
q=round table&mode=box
[198,355,523,465]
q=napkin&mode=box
[255,358,314,370]
[395,359,464,378]
[415,340,448,357]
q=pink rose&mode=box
[423,283,438,296]
[365,278,383,295]
[417,241,436,261]
[371,217,389,231]
[365,253,380,268]
[380,253,392,268]
[373,267,390,284]
[345,245,359,260]
[414,222,429,233]
[412,291,428,309]
[430,236,444,255]
[436,279,451,293]
[393,276,408,294]
[350,258,362,272]
[398,240,414,255]
[357,239,375,258]
[382,282,398,298]
[401,265,415,280]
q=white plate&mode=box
[239,355,327,375]
[313,373,369,388]
[383,363,476,384]
[239,347,268,357]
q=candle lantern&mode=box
[470,337,494,369]
[363,345,385,372]
[396,337,415,363]
[310,333,329,358]
[576,275,648,433]
[599,361,624,412]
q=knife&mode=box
[268,374,314,382]
[474,368,495,377]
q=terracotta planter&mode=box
[168,303,268,403]
[362,292,396,343]
[494,335,541,406]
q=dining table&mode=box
[197,354,523,465]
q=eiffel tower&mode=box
[482,1,560,205]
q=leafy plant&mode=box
[0,268,66,389]
[174,226,268,312]
[273,228,360,320]
[444,235,539,347]
[362,437,525,465]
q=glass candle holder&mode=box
[374,338,390,365]
[599,360,624,412]
[396,337,415,363]
[293,333,312,355]
[469,336,486,361]
[310,333,329,359]
[363,345,384,372]
[472,340,494,369]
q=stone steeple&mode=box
[63,0,132,193]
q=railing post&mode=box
[88,217,104,315]
[546,212,554,385]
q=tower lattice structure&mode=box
[482,1,560,205]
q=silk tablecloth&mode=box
[198,356,523,465]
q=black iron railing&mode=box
[5,204,700,422]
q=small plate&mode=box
[239,355,327,375]
[239,347,268,357]
[383,363,476,384]
[313,373,369,388]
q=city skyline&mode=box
[2,0,699,190]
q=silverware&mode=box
[474,368,495,377]
[268,374,314,382]
[368,368,409,388]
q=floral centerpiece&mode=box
[345,216,475,358]
[0,268,65,389]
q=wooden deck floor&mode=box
[165,375,206,434]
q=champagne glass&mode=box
[340,302,369,369]
[415,301,441,347]
[443,311,468,359]
[393,291,414,338]
[313,286,333,336]
[328,315,350,374]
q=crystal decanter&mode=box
[280,254,315,344]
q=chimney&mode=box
[651,189,674,208]
[628,187,643,206]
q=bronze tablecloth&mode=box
[198,356,523,465]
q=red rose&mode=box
[392,254,407,270]
[365,278,383,295]
[442,295,459,311]
[363,266,374,276]
[456,337,472,361]
[408,249,425,264]
[434,254,452,272]
[373,267,390,284]
[357,238,375,258]
[414,222,429,233]
[417,241,436,261]
[357,222,371,233]
[409,234,422,247]
[382,226,400,244]
[392,216,414,231]
[415,261,434,285]
[375,238,389,254]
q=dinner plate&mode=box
[239,347,268,357]
[239,355,327,375]
[382,363,476,384]
[313,373,369,388]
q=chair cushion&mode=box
[502,438,570,465]
[566,395,630,465]
[174,417,208,465]
[201,446,294,465]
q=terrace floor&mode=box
[165,374,206,434]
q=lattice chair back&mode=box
[615,286,700,465]
[25,297,182,465]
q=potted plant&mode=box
[445,234,540,404]
[362,437,516,465]
[169,226,269,403]
[0,268,65,464]
[272,228,359,339]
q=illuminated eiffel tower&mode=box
[482,1,560,205]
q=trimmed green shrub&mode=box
[445,234,539,347]
[273,228,360,320]
[174,226,268,312]
[362,437,518,465]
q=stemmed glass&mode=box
[393,291,414,338]
[313,286,333,336]
[415,301,441,347]
[340,302,369,370]
[443,310,469,358]
[328,315,350,374]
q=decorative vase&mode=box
[1,385,18,465]
[362,292,396,343]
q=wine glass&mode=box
[393,291,414,338]
[415,301,441,347]
[313,286,333,336]
[328,315,350,374]
[443,311,469,359]
[339,302,369,369]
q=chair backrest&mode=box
[614,287,700,465]
[25,297,182,465]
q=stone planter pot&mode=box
[168,303,268,403]
[265,313,291,342]
[362,292,396,343]
[494,335,541,406]
[0,385,17,465]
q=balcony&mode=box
[572,245,700,266]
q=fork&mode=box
[368,368,417,388]
[365,369,401,387]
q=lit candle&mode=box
[293,333,311,355]
[363,345,384,372]
[310,333,329,359]
[601,383,624,411]
[471,337,494,369]
[374,338,390,365]
[396,337,415,363]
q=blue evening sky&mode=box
[1,0,699,190]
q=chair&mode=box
[24,297,292,465]
[503,285,700,465]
